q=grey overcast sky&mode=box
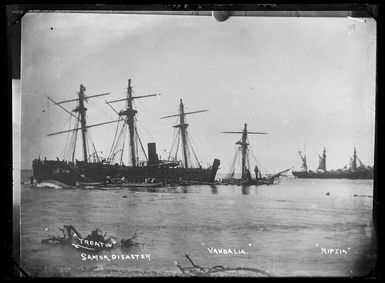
[20,12,376,174]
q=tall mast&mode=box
[352,147,357,170]
[318,147,327,171]
[174,98,188,168]
[178,99,189,168]
[323,147,326,171]
[73,84,88,162]
[161,99,208,168]
[221,123,267,179]
[47,85,113,162]
[304,141,307,171]
[240,123,248,178]
[124,79,137,166]
[106,78,162,167]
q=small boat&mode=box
[124,182,164,188]
[96,186,123,191]
[76,181,104,187]
[97,182,164,189]
[101,182,163,188]
[165,179,220,186]
[105,183,124,188]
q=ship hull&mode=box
[292,170,373,180]
[32,158,220,186]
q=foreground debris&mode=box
[174,254,270,277]
[41,225,141,251]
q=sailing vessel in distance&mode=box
[220,123,291,186]
[32,79,220,186]
[292,147,373,179]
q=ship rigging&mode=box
[46,84,117,163]
[221,123,290,186]
[32,78,220,186]
[105,78,161,166]
[161,99,209,169]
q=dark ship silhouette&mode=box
[32,78,219,186]
[292,147,373,179]
[220,123,291,186]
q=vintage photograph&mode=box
[16,10,376,277]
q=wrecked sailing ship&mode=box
[292,147,373,179]
[220,123,290,186]
[32,79,220,186]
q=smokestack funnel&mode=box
[147,143,158,164]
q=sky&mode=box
[19,12,376,174]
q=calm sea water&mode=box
[19,177,376,277]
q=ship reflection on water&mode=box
[241,186,250,195]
